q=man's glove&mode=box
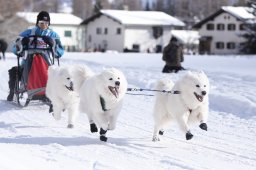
[42,36,54,47]
[21,37,30,46]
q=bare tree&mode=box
[123,0,142,10]
[234,0,248,6]
[0,0,30,51]
[154,0,165,11]
[0,0,21,19]
[101,0,111,9]
[73,0,94,19]
[110,0,142,10]
[110,0,125,9]
[26,0,60,13]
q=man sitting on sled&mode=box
[7,11,64,101]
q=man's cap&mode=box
[36,11,50,25]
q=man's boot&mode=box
[7,67,17,101]
[7,90,14,101]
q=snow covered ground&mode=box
[0,52,255,170]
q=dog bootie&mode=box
[159,130,164,135]
[99,128,108,142]
[90,123,98,133]
[199,123,207,131]
[186,131,193,140]
[67,124,74,128]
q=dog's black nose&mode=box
[202,91,207,96]
[115,81,120,86]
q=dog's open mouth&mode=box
[108,86,119,98]
[65,82,74,91]
[65,85,73,91]
[194,92,203,102]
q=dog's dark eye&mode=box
[67,77,70,80]
[109,78,113,80]
[204,85,206,87]
[196,85,200,87]
[118,77,120,80]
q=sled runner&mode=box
[14,35,58,107]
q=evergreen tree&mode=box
[239,0,256,54]
[73,0,94,19]
[94,0,103,13]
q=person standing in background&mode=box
[162,37,184,73]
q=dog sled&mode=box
[13,35,58,107]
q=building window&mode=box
[217,24,225,30]
[88,35,92,42]
[206,23,214,30]
[227,42,235,49]
[152,26,163,39]
[104,28,108,34]
[64,30,72,37]
[96,28,102,34]
[132,44,140,52]
[116,28,121,34]
[216,42,224,49]
[228,24,236,30]
[224,15,230,19]
[240,24,246,30]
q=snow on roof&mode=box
[17,12,82,25]
[193,6,256,29]
[171,30,200,44]
[100,10,185,26]
[221,6,255,20]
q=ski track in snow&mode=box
[0,53,255,170]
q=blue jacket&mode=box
[13,26,64,58]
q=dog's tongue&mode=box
[198,95,203,102]
[194,92,203,102]
[109,86,119,98]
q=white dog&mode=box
[152,71,210,141]
[77,68,127,142]
[46,65,93,128]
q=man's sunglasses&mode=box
[38,20,49,25]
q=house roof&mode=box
[171,30,200,44]
[193,6,255,29]
[17,12,83,25]
[81,10,185,27]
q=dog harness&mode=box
[100,96,109,111]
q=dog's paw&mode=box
[159,130,164,135]
[152,136,160,142]
[199,123,207,131]
[67,124,74,128]
[99,128,107,135]
[100,135,108,142]
[90,123,98,133]
[186,131,193,140]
